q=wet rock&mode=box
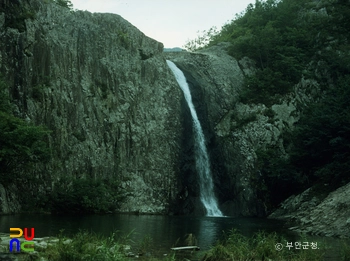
[269,182,350,238]
[166,43,321,217]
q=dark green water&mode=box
[0,214,347,260]
[0,214,285,248]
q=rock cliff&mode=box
[0,0,183,214]
[166,44,350,237]
[166,43,319,217]
[1,1,346,231]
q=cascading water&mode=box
[166,60,223,217]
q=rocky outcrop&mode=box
[269,182,350,238]
[166,43,321,216]
[0,0,183,214]
[166,43,246,215]
[0,184,21,214]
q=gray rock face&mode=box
[166,43,321,216]
[0,0,183,214]
[0,1,337,219]
[165,44,246,215]
[269,183,350,238]
[0,184,21,214]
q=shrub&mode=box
[341,240,350,261]
[50,177,126,214]
[43,231,126,261]
[0,113,50,184]
[0,1,36,32]
[202,229,325,261]
[54,0,73,9]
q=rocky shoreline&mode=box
[0,232,59,260]
[0,232,135,261]
[269,182,350,238]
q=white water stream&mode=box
[166,60,223,217]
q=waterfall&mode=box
[166,60,223,217]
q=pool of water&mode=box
[0,214,285,248]
[0,214,347,260]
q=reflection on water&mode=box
[0,214,347,260]
[0,214,285,249]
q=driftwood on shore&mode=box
[170,246,200,251]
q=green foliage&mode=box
[0,112,50,183]
[240,68,294,106]
[288,75,350,188]
[255,147,305,208]
[183,27,220,51]
[257,74,350,207]
[233,113,257,129]
[50,177,126,214]
[54,0,73,9]
[43,231,126,261]
[184,0,336,105]
[32,84,48,101]
[139,234,153,255]
[0,78,50,185]
[117,30,130,48]
[228,0,314,105]
[0,78,11,113]
[40,230,177,261]
[342,240,350,261]
[0,1,36,32]
[188,0,350,207]
[203,229,325,261]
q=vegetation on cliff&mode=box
[0,74,126,214]
[50,177,127,214]
[185,0,350,208]
[0,78,50,187]
[0,0,73,32]
[1,0,173,214]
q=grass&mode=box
[39,230,177,261]
[18,229,349,261]
[202,229,326,261]
[342,240,350,261]
[42,231,126,261]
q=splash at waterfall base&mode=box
[167,60,222,217]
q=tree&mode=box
[54,0,73,9]
[0,78,50,184]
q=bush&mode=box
[183,0,330,105]
[41,230,177,261]
[54,0,73,9]
[50,177,126,214]
[288,75,350,189]
[342,240,350,261]
[0,112,50,184]
[0,0,36,32]
[202,229,325,261]
[43,231,126,261]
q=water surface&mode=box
[0,214,347,260]
[0,214,284,248]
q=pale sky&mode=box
[69,0,255,48]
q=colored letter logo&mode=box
[9,228,35,252]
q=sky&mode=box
[69,0,256,48]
